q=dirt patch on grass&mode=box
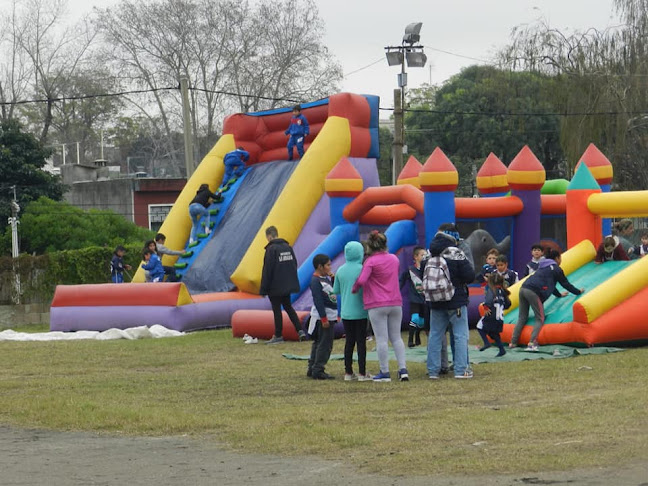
[1,426,646,486]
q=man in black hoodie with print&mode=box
[260,226,307,344]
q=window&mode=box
[149,204,173,232]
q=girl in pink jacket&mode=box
[353,231,408,382]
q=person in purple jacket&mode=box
[510,248,584,351]
[352,230,408,383]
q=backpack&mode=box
[422,253,455,302]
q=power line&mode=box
[343,57,385,78]
[423,45,493,64]
[380,106,648,117]
[0,87,177,107]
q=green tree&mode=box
[405,66,564,193]
[0,119,65,225]
[377,126,393,186]
[13,197,153,255]
[500,0,648,189]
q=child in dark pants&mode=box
[333,241,371,381]
[400,246,426,347]
[307,254,337,380]
[477,273,511,357]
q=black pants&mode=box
[163,265,179,282]
[308,320,335,376]
[343,318,368,375]
[269,295,302,337]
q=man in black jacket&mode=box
[260,226,306,344]
[425,223,475,379]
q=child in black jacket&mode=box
[307,254,337,380]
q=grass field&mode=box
[1,325,646,477]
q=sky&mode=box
[63,0,622,115]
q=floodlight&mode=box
[403,22,423,44]
[406,51,427,68]
[385,51,403,66]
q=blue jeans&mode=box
[189,203,209,242]
[427,306,469,377]
[287,135,304,160]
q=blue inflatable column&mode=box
[418,148,459,246]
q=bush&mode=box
[0,244,144,304]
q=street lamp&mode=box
[385,22,427,183]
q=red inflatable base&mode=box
[231,310,310,341]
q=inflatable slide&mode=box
[50,93,380,332]
[502,240,648,347]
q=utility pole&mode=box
[180,77,195,179]
[392,89,404,184]
[8,185,21,304]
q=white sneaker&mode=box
[344,373,358,381]
[357,374,373,382]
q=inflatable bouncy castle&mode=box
[50,93,648,347]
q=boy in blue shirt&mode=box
[307,254,337,380]
[141,249,164,283]
[285,105,309,160]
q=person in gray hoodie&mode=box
[333,241,372,382]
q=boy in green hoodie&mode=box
[333,241,372,381]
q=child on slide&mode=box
[509,249,584,351]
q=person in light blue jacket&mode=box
[332,241,372,381]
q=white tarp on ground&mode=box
[0,325,184,342]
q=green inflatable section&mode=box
[541,178,569,194]
[504,260,636,325]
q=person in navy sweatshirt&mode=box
[510,249,584,351]
[495,254,519,287]
[219,147,249,188]
[307,253,337,380]
[284,105,309,161]
[399,246,427,348]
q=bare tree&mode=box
[94,0,342,163]
[12,0,96,143]
[0,1,32,121]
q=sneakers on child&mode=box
[344,373,358,381]
[265,336,284,344]
[357,373,373,382]
[525,343,539,352]
[398,369,409,382]
[298,330,307,342]
[455,369,474,379]
[372,371,391,382]
[428,374,439,380]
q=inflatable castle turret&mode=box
[575,143,614,237]
[566,163,602,249]
[325,156,363,230]
[508,145,546,274]
[419,147,458,245]
[476,152,510,243]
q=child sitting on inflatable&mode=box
[595,235,629,263]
